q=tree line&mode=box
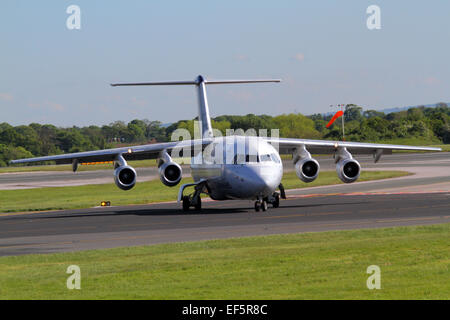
[0,103,448,166]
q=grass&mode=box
[0,223,448,299]
[0,170,410,214]
[280,170,410,190]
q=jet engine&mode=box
[295,157,320,183]
[159,161,182,187]
[114,165,137,190]
[336,158,361,183]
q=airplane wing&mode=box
[9,138,213,167]
[266,137,441,160]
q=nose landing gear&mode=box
[254,199,268,212]
[254,191,280,212]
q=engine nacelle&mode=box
[336,158,361,183]
[114,165,137,190]
[295,157,320,183]
[159,161,182,187]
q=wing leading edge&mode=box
[9,139,213,166]
[9,137,441,166]
[266,137,442,158]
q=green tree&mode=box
[344,104,363,122]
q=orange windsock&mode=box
[326,110,344,128]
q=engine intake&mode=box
[336,158,361,183]
[159,161,182,187]
[114,165,137,190]
[295,157,320,183]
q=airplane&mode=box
[10,75,441,212]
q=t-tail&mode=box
[111,75,280,139]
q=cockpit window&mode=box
[259,154,272,162]
[271,153,281,163]
[233,154,259,164]
[233,153,279,164]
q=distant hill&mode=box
[379,102,449,114]
[315,102,449,117]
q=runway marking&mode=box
[261,213,307,219]
[108,222,170,228]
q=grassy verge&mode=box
[281,170,410,190]
[0,171,410,214]
[0,223,448,299]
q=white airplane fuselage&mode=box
[190,136,283,200]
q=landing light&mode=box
[101,201,111,207]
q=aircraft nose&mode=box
[226,165,282,198]
[260,172,280,191]
[245,167,281,195]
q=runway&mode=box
[0,152,448,256]
[0,192,449,256]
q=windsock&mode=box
[326,110,344,128]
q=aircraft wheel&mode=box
[254,201,261,212]
[182,196,190,212]
[194,196,202,210]
[261,200,268,212]
[272,194,280,208]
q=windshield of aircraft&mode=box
[232,153,280,164]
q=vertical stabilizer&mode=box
[111,75,280,140]
[195,75,213,139]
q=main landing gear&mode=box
[182,193,201,211]
[178,180,207,212]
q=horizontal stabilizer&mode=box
[111,75,281,139]
[111,81,197,86]
[204,79,281,85]
[111,77,281,87]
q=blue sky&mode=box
[0,1,449,126]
